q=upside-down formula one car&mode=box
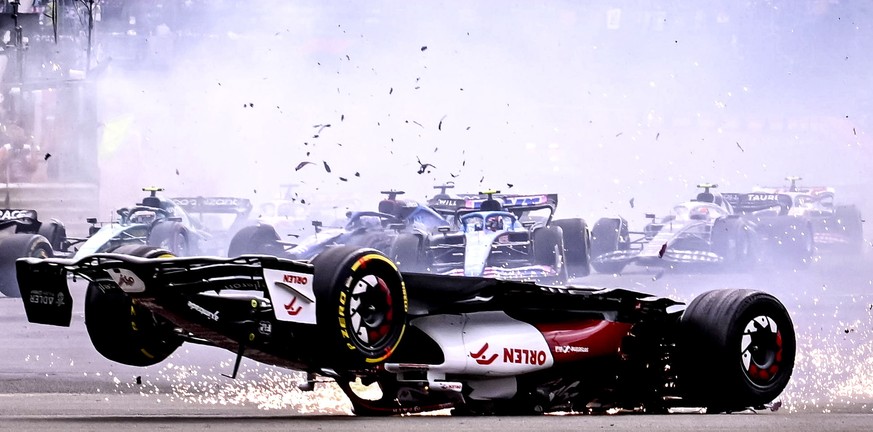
[590,184,814,274]
[426,190,591,282]
[17,245,795,415]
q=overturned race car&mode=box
[17,245,795,415]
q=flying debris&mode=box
[507,183,514,189]
[389,87,393,95]
[295,161,315,171]
[658,243,667,258]
[615,132,623,137]
[656,132,660,141]
[354,172,360,177]
[44,153,51,161]
[438,115,447,130]
[175,169,180,175]
[736,141,744,152]
[479,176,484,183]
[313,124,331,136]
[341,114,345,121]
[416,156,436,174]
[339,177,348,182]
[450,173,459,178]
[421,46,428,51]
[629,198,635,208]
[323,161,332,173]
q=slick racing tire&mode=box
[834,205,864,254]
[37,219,68,252]
[533,226,569,282]
[148,221,191,256]
[311,245,408,368]
[388,233,427,273]
[0,234,53,298]
[711,217,753,271]
[679,289,795,412]
[590,217,628,274]
[227,224,284,257]
[84,244,181,367]
[551,218,591,278]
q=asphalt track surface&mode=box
[1,249,872,431]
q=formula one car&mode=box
[76,187,252,259]
[427,190,591,282]
[751,176,864,254]
[0,208,68,297]
[17,245,796,415]
[590,184,813,274]
[227,190,452,271]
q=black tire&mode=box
[0,234,53,298]
[388,233,427,273]
[834,205,864,254]
[533,226,568,282]
[148,221,191,256]
[590,218,628,274]
[711,217,753,270]
[310,245,408,368]
[227,224,283,257]
[38,219,68,252]
[551,218,591,278]
[679,289,796,412]
[84,244,181,367]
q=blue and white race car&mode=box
[425,191,591,282]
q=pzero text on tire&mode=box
[679,289,796,412]
[311,245,408,367]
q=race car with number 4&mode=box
[17,244,795,415]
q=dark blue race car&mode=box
[226,190,452,272]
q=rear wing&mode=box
[171,197,253,215]
[0,208,39,222]
[429,193,558,214]
[722,193,793,215]
[754,186,836,196]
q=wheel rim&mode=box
[33,247,50,259]
[349,274,395,350]
[740,315,784,386]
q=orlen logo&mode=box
[470,343,499,365]
[284,296,302,316]
[283,274,308,285]
[504,348,547,366]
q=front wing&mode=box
[16,254,314,328]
